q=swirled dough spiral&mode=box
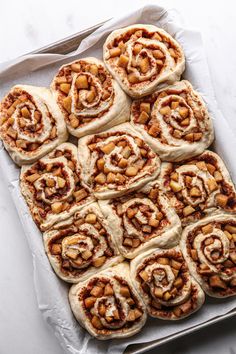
[103,24,185,98]
[131,80,214,161]
[99,181,181,258]
[20,142,93,231]
[44,202,123,283]
[180,214,236,298]
[78,123,161,199]
[130,246,205,319]
[69,262,147,339]
[159,150,236,226]
[0,85,68,165]
[51,57,130,137]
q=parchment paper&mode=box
[0,4,236,354]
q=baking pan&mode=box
[4,17,236,354]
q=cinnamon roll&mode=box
[99,181,181,258]
[130,246,205,319]
[159,150,236,226]
[78,123,161,199]
[44,202,123,283]
[103,24,185,98]
[180,214,236,298]
[0,85,68,165]
[69,262,147,339]
[51,57,130,137]
[130,80,214,161]
[20,143,93,231]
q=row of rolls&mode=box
[0,25,212,166]
[0,24,235,340]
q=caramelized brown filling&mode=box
[0,88,57,151]
[136,250,196,318]
[163,153,236,224]
[113,186,169,249]
[186,220,236,295]
[87,133,155,191]
[23,148,89,227]
[48,212,115,276]
[132,87,204,142]
[54,60,114,128]
[106,28,182,85]
[80,276,144,331]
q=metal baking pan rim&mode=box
[28,20,108,55]
[125,308,236,354]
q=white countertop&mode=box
[1,1,236,353]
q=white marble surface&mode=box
[1,1,236,353]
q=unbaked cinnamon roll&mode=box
[130,247,205,319]
[44,203,123,283]
[159,150,236,226]
[130,80,214,161]
[51,57,130,137]
[0,85,68,165]
[78,123,161,199]
[20,143,93,231]
[103,24,185,98]
[180,214,236,298]
[69,262,147,339]
[99,181,181,258]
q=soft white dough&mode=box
[78,123,161,199]
[50,57,131,138]
[69,262,147,339]
[103,24,185,98]
[43,202,124,283]
[0,85,68,166]
[130,81,214,162]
